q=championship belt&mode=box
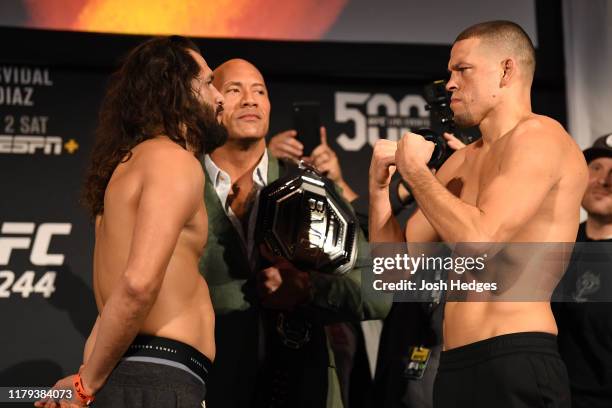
[255,162,357,407]
[256,161,359,276]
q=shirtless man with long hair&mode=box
[37,36,226,408]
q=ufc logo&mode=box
[0,222,72,266]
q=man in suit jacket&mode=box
[199,58,390,408]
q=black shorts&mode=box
[93,335,212,408]
[433,332,570,408]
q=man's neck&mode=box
[478,92,532,144]
[210,138,266,182]
[585,215,612,240]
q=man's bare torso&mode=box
[93,138,215,359]
[441,115,587,349]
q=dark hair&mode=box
[455,20,536,80]
[82,36,217,217]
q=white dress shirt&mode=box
[204,150,268,270]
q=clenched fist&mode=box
[369,139,398,191]
[395,132,435,181]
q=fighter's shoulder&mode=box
[511,115,569,146]
[131,137,204,184]
[134,137,201,169]
[507,116,587,178]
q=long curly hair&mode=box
[82,36,224,217]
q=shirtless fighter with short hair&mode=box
[369,21,588,407]
[36,36,226,408]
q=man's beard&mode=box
[234,136,264,150]
[583,194,612,219]
[453,110,477,128]
[199,102,228,154]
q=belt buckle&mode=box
[276,312,311,349]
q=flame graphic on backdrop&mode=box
[24,0,347,40]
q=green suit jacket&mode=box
[200,153,391,408]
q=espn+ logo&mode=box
[0,222,71,298]
[0,135,63,155]
[334,92,430,151]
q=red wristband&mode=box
[73,372,95,406]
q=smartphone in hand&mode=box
[292,101,320,156]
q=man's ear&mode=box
[500,58,515,87]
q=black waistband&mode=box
[123,335,212,383]
[439,332,559,370]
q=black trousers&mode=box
[433,332,570,408]
[93,360,206,408]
